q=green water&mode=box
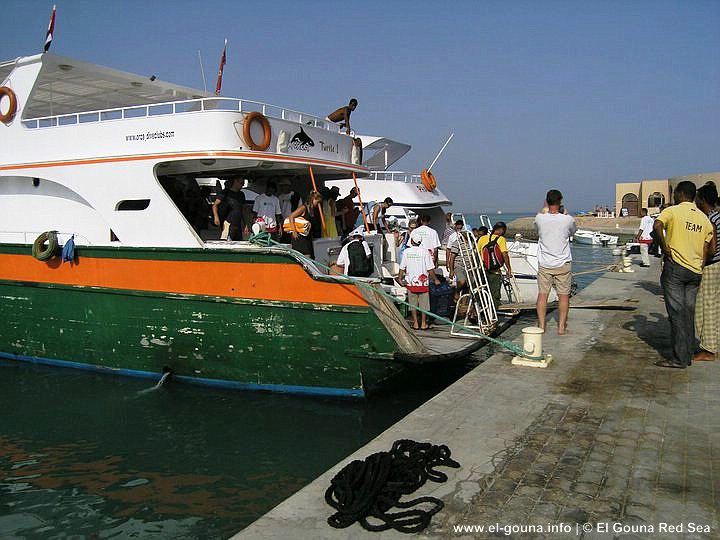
[0,357,478,538]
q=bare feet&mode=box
[558,327,568,335]
[693,351,716,362]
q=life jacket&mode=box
[347,240,372,277]
[481,235,504,271]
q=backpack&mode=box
[481,235,504,271]
[347,240,372,277]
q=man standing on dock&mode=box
[535,189,577,335]
[637,208,654,267]
[653,181,713,369]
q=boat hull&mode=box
[0,245,405,397]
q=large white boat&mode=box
[0,52,486,397]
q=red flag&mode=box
[215,39,227,95]
[44,5,56,52]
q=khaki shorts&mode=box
[538,263,572,295]
[407,290,430,311]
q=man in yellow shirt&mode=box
[653,181,713,369]
[477,222,512,310]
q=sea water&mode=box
[0,357,476,538]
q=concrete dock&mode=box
[235,258,718,539]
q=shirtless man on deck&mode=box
[326,98,357,135]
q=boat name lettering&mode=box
[125,130,175,142]
[318,140,338,154]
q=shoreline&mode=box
[507,215,640,241]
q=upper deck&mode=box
[0,53,362,174]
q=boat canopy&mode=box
[359,136,411,171]
[3,53,211,120]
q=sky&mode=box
[2,0,719,212]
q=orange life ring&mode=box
[0,86,18,123]
[421,168,437,191]
[243,111,272,151]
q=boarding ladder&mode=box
[450,231,498,337]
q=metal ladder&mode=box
[450,230,498,337]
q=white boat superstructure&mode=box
[326,136,452,232]
[1,53,366,248]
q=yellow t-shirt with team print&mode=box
[656,201,713,274]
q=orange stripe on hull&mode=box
[0,150,367,174]
[0,254,368,307]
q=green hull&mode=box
[0,246,405,398]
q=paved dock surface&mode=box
[235,258,718,539]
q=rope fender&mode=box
[325,439,460,533]
[32,231,59,261]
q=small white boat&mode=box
[573,229,618,246]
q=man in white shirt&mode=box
[535,189,577,335]
[413,214,441,266]
[252,181,283,236]
[637,208,654,267]
[398,230,441,330]
[335,227,373,277]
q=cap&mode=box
[410,230,423,244]
[350,226,365,237]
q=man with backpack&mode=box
[477,221,512,310]
[535,189,577,335]
[335,227,373,277]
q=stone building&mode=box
[615,172,720,216]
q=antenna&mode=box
[428,133,454,172]
[197,50,207,93]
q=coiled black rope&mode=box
[325,439,460,533]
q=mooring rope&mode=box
[325,439,460,533]
[248,232,544,360]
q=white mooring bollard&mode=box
[512,326,553,368]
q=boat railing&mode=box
[368,172,421,184]
[21,96,335,132]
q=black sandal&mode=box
[655,360,685,369]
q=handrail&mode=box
[368,171,422,184]
[21,96,336,132]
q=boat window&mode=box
[202,99,239,111]
[149,104,173,116]
[174,101,202,113]
[116,199,151,211]
[124,107,147,119]
[39,117,58,128]
[101,110,122,121]
[79,112,99,123]
[59,115,78,126]
[23,120,38,129]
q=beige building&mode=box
[615,172,720,216]
[615,179,669,217]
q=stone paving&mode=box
[237,261,719,540]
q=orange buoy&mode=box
[421,168,437,191]
[0,87,18,123]
[243,111,272,151]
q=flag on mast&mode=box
[215,39,227,95]
[44,5,57,52]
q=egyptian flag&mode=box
[43,5,56,52]
[215,39,227,95]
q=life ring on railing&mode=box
[421,168,437,191]
[243,112,272,151]
[32,231,60,261]
[0,87,18,123]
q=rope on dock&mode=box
[325,439,460,533]
[248,232,544,360]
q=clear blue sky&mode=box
[3,1,719,212]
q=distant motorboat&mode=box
[573,229,618,246]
